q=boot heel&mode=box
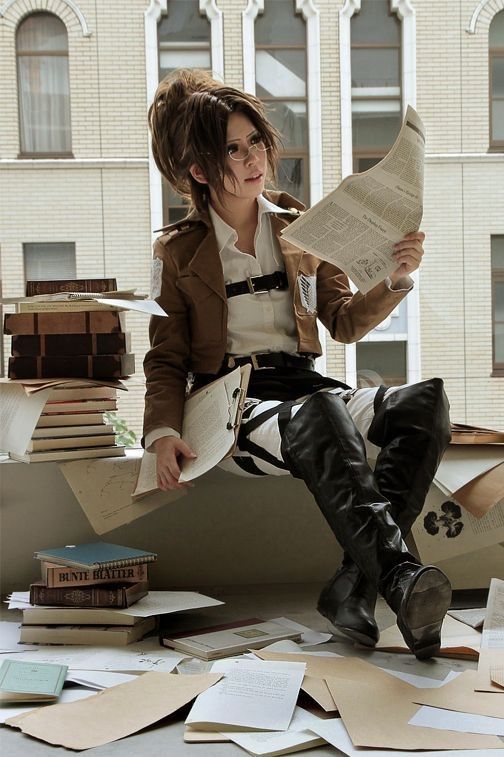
[396,567,451,660]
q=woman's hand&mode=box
[154,436,197,491]
[389,231,425,286]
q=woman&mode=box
[143,69,452,660]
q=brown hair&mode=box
[148,69,281,213]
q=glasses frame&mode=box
[226,140,270,162]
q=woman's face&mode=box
[222,111,268,200]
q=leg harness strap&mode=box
[237,399,300,470]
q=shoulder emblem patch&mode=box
[151,257,163,300]
[298,274,317,314]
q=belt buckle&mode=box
[247,276,268,295]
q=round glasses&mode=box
[227,139,269,162]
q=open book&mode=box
[132,366,250,500]
[281,105,425,294]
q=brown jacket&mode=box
[143,190,410,438]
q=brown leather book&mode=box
[29,581,148,608]
[25,278,117,296]
[4,311,127,335]
[8,353,135,379]
[11,332,131,357]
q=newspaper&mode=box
[280,105,425,293]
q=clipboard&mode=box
[132,365,251,498]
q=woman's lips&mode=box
[245,173,263,183]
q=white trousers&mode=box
[219,384,403,478]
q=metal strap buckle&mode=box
[246,276,268,295]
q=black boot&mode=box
[280,391,451,659]
[321,379,451,648]
[317,558,379,646]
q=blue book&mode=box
[34,542,157,570]
[0,659,67,702]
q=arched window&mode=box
[158,0,211,224]
[351,0,401,173]
[16,12,71,156]
[490,10,504,150]
[255,0,309,205]
[492,236,504,375]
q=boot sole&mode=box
[397,567,451,660]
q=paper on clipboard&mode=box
[132,366,250,497]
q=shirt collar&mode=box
[208,194,294,254]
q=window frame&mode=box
[489,45,504,151]
[16,11,73,159]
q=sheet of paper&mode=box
[409,705,504,736]
[383,669,460,689]
[185,658,306,732]
[448,607,486,629]
[281,106,425,293]
[307,717,498,757]
[411,483,504,564]
[301,676,337,712]
[477,577,504,692]
[10,590,223,618]
[179,368,243,482]
[8,638,187,673]
[0,383,52,455]
[5,671,222,750]
[59,449,182,534]
[324,674,503,750]
[269,617,332,646]
[435,445,504,496]
[453,463,504,518]
[412,670,504,718]
[221,706,326,755]
[66,670,136,689]
[0,621,38,652]
[375,614,481,658]
[97,297,167,316]
[0,688,96,724]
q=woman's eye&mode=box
[250,134,262,145]
[227,144,238,154]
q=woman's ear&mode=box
[189,164,208,185]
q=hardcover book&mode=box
[161,618,303,660]
[26,278,117,297]
[17,300,122,314]
[29,580,148,608]
[11,332,131,357]
[27,433,116,452]
[31,424,113,439]
[8,353,135,379]
[22,604,151,626]
[10,445,125,463]
[3,310,127,335]
[35,542,158,570]
[46,385,118,401]
[42,399,117,414]
[36,412,109,428]
[19,617,156,646]
[0,659,67,702]
[41,561,148,588]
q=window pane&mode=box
[18,55,71,153]
[158,1,210,44]
[159,48,210,76]
[277,157,305,202]
[255,0,305,45]
[162,183,189,227]
[17,13,68,53]
[24,243,76,281]
[256,49,306,98]
[351,0,401,45]
[266,101,307,149]
[489,10,504,46]
[355,156,385,172]
[495,281,504,321]
[495,322,504,363]
[492,99,504,141]
[352,110,402,149]
[492,57,504,97]
[351,48,400,88]
[356,341,407,387]
[491,237,504,267]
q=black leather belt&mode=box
[225,270,288,298]
[224,352,315,371]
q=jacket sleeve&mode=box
[315,259,411,343]
[142,239,190,442]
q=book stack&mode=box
[10,382,125,463]
[4,277,135,380]
[21,542,158,646]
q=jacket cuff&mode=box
[144,427,181,453]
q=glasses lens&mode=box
[227,141,267,161]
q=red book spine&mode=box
[29,581,148,608]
